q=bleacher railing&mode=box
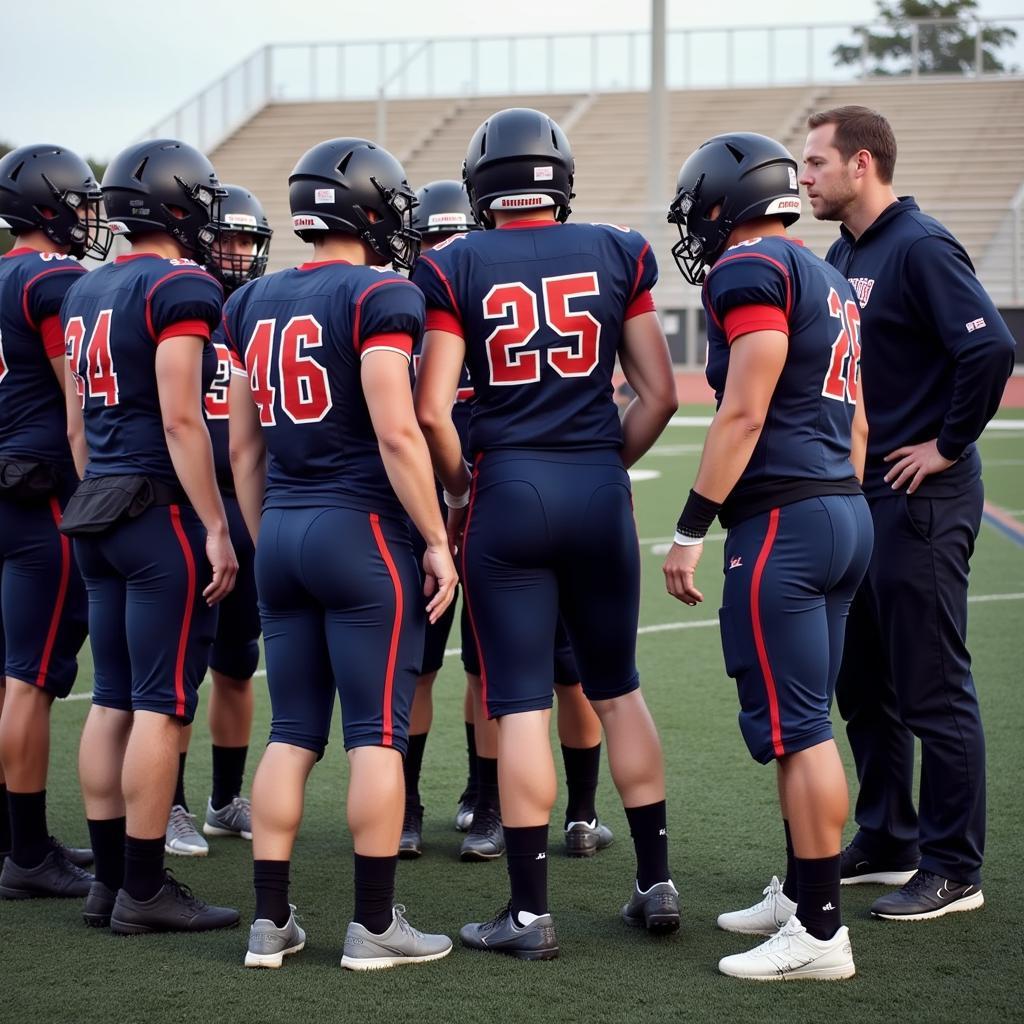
[143,18,1024,153]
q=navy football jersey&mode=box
[61,254,222,483]
[0,248,86,465]
[702,236,861,526]
[223,260,425,517]
[411,220,657,455]
[203,321,233,485]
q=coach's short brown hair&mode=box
[807,106,897,184]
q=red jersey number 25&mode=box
[822,287,861,404]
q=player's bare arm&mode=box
[363,348,457,622]
[618,310,678,468]
[663,328,787,605]
[64,359,88,478]
[228,372,267,543]
[156,334,238,605]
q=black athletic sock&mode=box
[505,824,549,921]
[210,744,248,810]
[475,756,499,814]
[173,752,188,811]
[122,835,165,902]
[561,743,600,826]
[464,722,478,795]
[625,801,671,891]
[253,859,291,927]
[403,733,428,809]
[353,853,397,935]
[796,854,842,941]
[782,819,798,902]
[8,790,49,868]
[87,816,126,892]
[0,784,11,853]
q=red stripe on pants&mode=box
[750,507,784,757]
[35,497,71,687]
[369,513,403,747]
[168,505,196,718]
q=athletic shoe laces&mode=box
[48,837,91,879]
[163,869,209,910]
[391,904,423,939]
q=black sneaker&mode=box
[460,806,504,862]
[564,819,614,858]
[460,902,559,961]
[0,842,94,899]
[621,880,681,934]
[110,871,240,935]
[399,803,424,860]
[62,846,95,869]
[454,788,476,832]
[83,879,117,928]
[871,870,984,921]
[840,842,918,886]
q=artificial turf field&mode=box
[3,405,1023,1024]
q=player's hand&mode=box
[663,541,704,606]
[883,439,954,494]
[422,543,458,624]
[446,504,467,558]
[204,527,238,605]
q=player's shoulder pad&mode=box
[586,221,650,254]
[708,236,795,280]
[27,251,84,268]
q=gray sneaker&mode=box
[0,842,94,899]
[565,819,614,858]
[245,906,306,968]
[340,905,452,971]
[165,805,208,857]
[203,796,252,840]
[460,807,505,861]
[460,901,559,960]
[621,879,681,934]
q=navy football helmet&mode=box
[667,132,801,285]
[102,139,225,261]
[0,144,110,259]
[412,179,480,238]
[289,138,419,271]
[463,108,574,227]
[208,184,272,293]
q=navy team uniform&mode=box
[223,261,426,756]
[702,236,873,764]
[411,219,654,718]
[203,327,260,681]
[0,248,88,696]
[828,198,1016,885]
[60,254,222,723]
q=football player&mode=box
[227,138,455,970]
[165,184,272,857]
[0,144,104,900]
[400,181,612,863]
[662,132,872,981]
[414,107,680,959]
[61,139,240,934]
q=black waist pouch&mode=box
[0,459,60,503]
[59,475,187,536]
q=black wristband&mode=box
[676,488,722,540]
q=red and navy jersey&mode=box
[826,197,1016,498]
[222,260,425,517]
[411,220,657,455]
[0,248,86,465]
[203,322,233,487]
[61,254,222,483]
[702,235,861,527]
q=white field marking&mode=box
[628,468,662,481]
[1002,509,1024,517]
[667,416,1024,432]
[646,444,705,456]
[61,593,1024,703]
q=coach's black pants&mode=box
[836,480,986,886]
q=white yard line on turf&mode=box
[667,416,1024,431]
[61,592,1024,701]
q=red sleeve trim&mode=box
[625,289,656,321]
[156,319,212,345]
[723,304,789,345]
[425,308,464,337]
[418,255,463,320]
[144,268,221,341]
[22,265,84,330]
[40,316,66,358]
[352,278,418,353]
[360,332,414,359]
[708,252,793,319]
[229,349,244,371]
[629,241,651,301]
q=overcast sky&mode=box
[2,1,1020,159]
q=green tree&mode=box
[833,0,1018,76]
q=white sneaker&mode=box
[717,875,797,936]
[165,804,209,857]
[718,915,855,981]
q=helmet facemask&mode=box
[41,174,111,260]
[667,173,732,287]
[360,177,420,271]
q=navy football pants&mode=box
[720,495,872,764]
[836,482,986,885]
